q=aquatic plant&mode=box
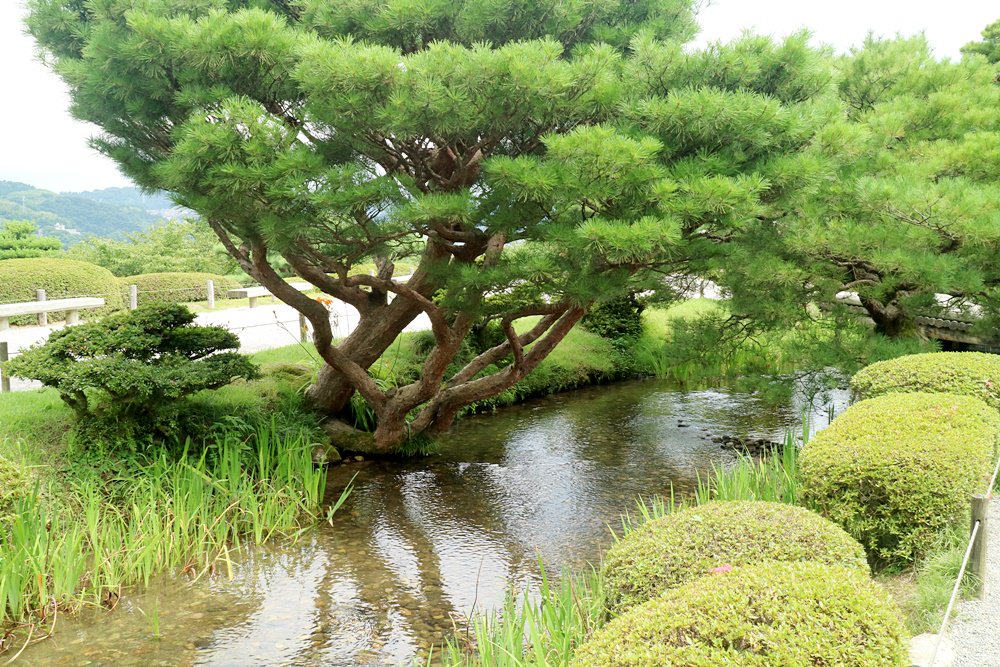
[430,563,604,667]
[0,423,346,634]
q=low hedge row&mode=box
[0,260,253,325]
[0,258,125,324]
[121,272,242,306]
[800,391,998,565]
[851,351,1000,409]
[601,501,869,615]
[572,561,908,667]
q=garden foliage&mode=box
[572,561,908,667]
[581,294,646,340]
[25,0,837,451]
[715,36,1000,339]
[0,258,124,322]
[4,304,258,441]
[123,271,241,306]
[67,219,239,277]
[0,454,31,528]
[851,351,1000,409]
[0,220,61,260]
[799,392,999,565]
[601,500,869,615]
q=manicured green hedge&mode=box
[800,392,998,565]
[571,561,908,667]
[601,501,869,615]
[851,352,1000,409]
[123,272,241,306]
[0,258,124,324]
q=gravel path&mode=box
[949,497,1000,667]
[0,301,431,392]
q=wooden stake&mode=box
[970,494,989,599]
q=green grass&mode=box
[880,524,978,635]
[430,564,605,667]
[0,341,351,645]
[0,421,345,631]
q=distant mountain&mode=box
[0,181,183,245]
[72,186,177,214]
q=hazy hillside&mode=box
[72,186,176,213]
[0,181,179,244]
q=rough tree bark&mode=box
[859,296,915,338]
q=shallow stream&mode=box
[17,379,846,667]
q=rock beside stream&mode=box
[711,435,783,457]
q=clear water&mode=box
[14,380,846,667]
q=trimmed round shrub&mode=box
[0,258,125,323]
[851,352,1000,409]
[800,392,999,565]
[601,501,869,615]
[571,561,908,667]
[124,272,241,306]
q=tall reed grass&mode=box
[430,564,604,667]
[0,423,346,629]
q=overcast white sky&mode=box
[1,0,996,193]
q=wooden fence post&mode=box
[970,494,989,598]
[207,280,215,309]
[0,342,9,394]
[36,289,47,326]
[129,284,138,310]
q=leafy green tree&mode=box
[0,220,61,259]
[67,219,238,276]
[5,304,259,441]
[962,19,1000,65]
[27,0,831,452]
[712,36,1000,339]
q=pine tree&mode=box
[28,0,831,452]
[962,18,1000,65]
[713,36,1000,339]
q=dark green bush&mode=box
[571,561,908,667]
[851,352,1000,409]
[601,501,869,615]
[799,392,999,565]
[581,294,645,340]
[123,272,241,306]
[468,318,506,355]
[0,258,125,323]
[4,304,259,445]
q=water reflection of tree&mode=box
[289,463,536,665]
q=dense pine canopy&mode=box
[716,36,1000,338]
[37,0,991,450]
